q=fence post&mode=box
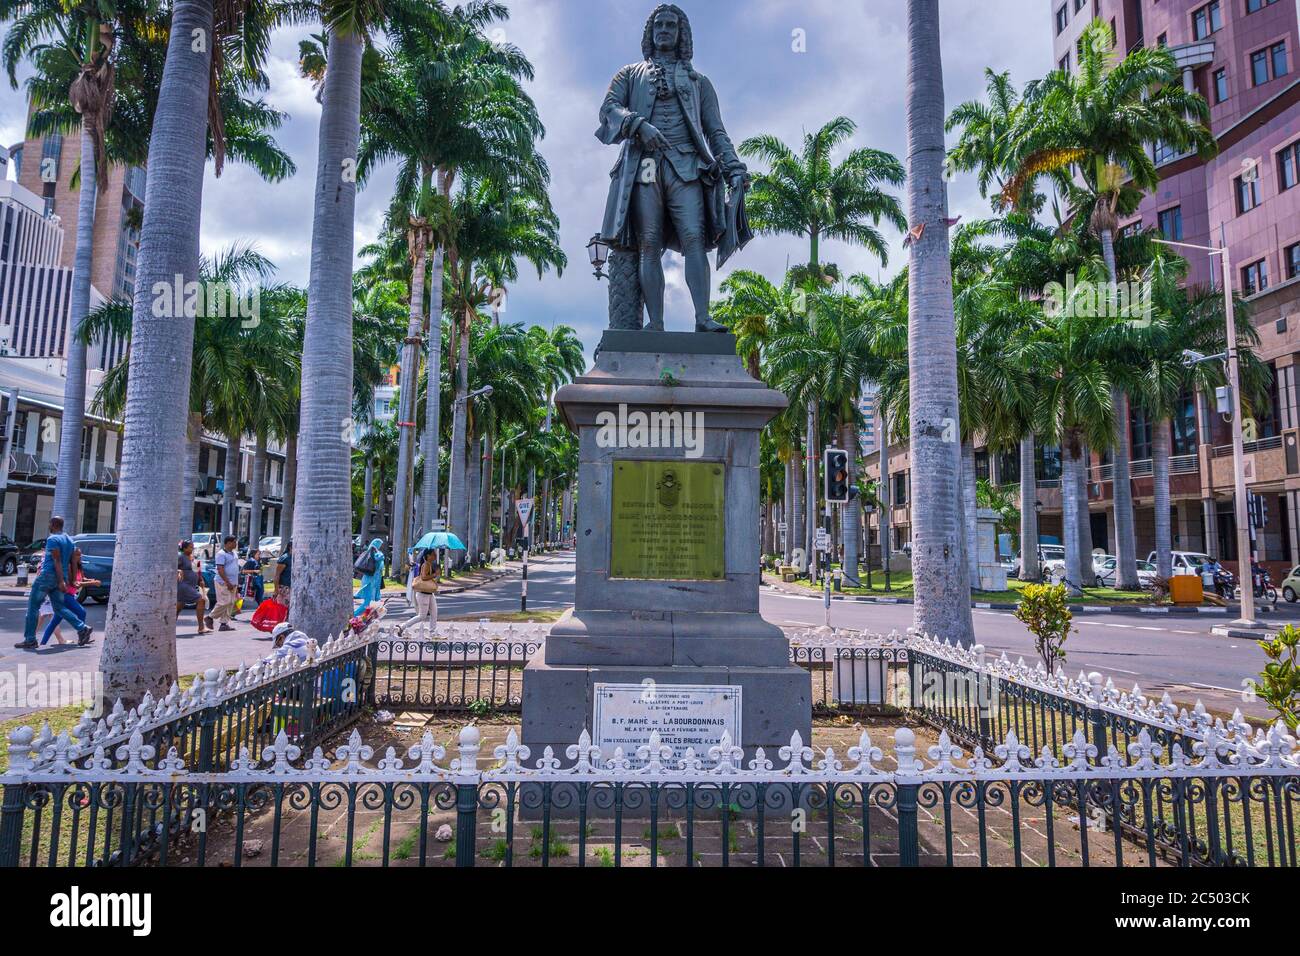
[1086,671,1108,758]
[195,671,221,772]
[454,725,481,868]
[366,641,379,708]
[973,644,993,749]
[894,728,920,867]
[0,727,36,867]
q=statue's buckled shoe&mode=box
[695,319,727,333]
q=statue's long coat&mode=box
[596,60,747,255]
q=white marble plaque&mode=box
[593,682,742,767]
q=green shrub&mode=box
[1013,582,1073,673]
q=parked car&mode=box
[1147,550,1212,576]
[258,536,282,560]
[1096,556,1158,589]
[0,533,19,575]
[1012,544,1067,577]
[1281,566,1300,603]
[20,537,46,573]
[72,533,115,603]
[190,532,220,561]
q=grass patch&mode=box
[768,571,1154,606]
[445,609,565,623]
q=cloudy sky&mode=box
[1,0,1055,361]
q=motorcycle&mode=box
[1252,566,1278,608]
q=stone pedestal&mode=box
[521,331,811,764]
[975,507,1008,592]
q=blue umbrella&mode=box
[412,531,466,551]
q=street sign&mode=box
[516,497,534,528]
[814,529,830,552]
[429,519,447,532]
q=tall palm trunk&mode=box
[250,430,267,544]
[790,438,804,566]
[360,459,374,542]
[1018,434,1039,580]
[419,245,445,531]
[291,27,364,641]
[782,455,794,562]
[51,128,99,531]
[480,432,494,557]
[467,429,482,562]
[1076,443,1095,586]
[392,235,428,578]
[1152,416,1172,579]
[179,411,202,539]
[905,0,974,645]
[447,310,471,565]
[1100,228,1139,588]
[880,408,892,579]
[840,419,861,583]
[281,433,297,544]
[222,432,239,537]
[100,0,213,707]
[1061,434,1085,595]
[804,401,817,575]
[961,439,979,584]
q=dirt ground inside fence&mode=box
[171,713,1146,868]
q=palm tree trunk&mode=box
[1077,443,1096,586]
[782,455,793,563]
[803,401,818,575]
[962,439,979,585]
[1099,227,1139,588]
[905,0,974,645]
[1061,433,1085,596]
[880,411,893,581]
[51,127,99,532]
[100,0,212,708]
[392,240,427,579]
[790,438,804,567]
[480,432,494,557]
[448,311,471,565]
[250,430,267,545]
[1018,434,1039,580]
[290,26,364,641]
[840,419,861,583]
[281,433,297,544]
[1153,416,1172,579]
[360,459,374,542]
[468,429,482,562]
[179,411,202,540]
[419,245,445,532]
[222,432,239,537]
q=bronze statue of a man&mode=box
[596,4,752,332]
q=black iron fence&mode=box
[4,725,1295,868]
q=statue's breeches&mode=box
[630,161,707,256]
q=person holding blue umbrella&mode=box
[354,538,386,613]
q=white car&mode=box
[258,536,283,560]
[1013,545,1067,577]
[1147,551,1211,576]
[190,532,219,561]
[1096,557,1158,589]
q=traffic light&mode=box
[824,447,849,504]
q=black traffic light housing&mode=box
[824,447,849,504]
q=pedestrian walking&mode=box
[410,548,440,631]
[177,540,210,634]
[242,548,265,606]
[41,548,96,645]
[211,535,240,631]
[353,538,385,612]
[15,516,91,649]
[273,539,292,608]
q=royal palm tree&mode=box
[904,0,974,645]
[1000,18,1216,589]
[97,0,216,707]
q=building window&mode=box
[1279,141,1300,191]
[1074,0,1085,11]
[1235,172,1261,213]
[1247,0,1280,11]
[1154,140,1180,165]
[892,471,908,505]
[1214,68,1228,102]
[997,448,1021,485]
[1285,242,1300,280]
[1059,52,1071,72]
[1172,393,1198,456]
[1242,258,1269,295]
[1272,41,1289,79]
[1131,408,1154,462]
[1157,32,1167,48]
[1192,1,1221,40]
[1157,206,1183,242]
[1055,4,1068,34]
[975,450,990,482]
[1036,444,1062,482]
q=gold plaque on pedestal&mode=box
[610,460,725,580]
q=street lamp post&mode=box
[1155,235,1256,628]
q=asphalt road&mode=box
[0,550,1279,721]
